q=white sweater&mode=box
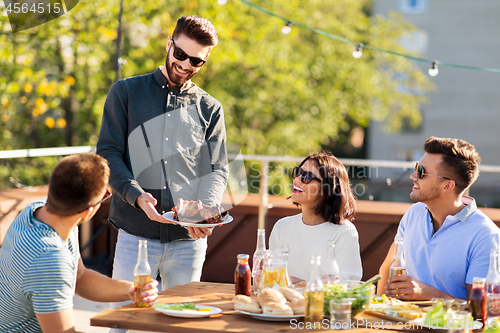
[269,213,362,282]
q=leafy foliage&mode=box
[0,0,432,189]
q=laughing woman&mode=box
[269,151,362,283]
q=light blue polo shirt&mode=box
[396,196,500,299]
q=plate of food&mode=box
[411,299,481,331]
[413,317,482,331]
[367,294,427,321]
[163,211,233,227]
[235,309,304,321]
[233,288,305,322]
[153,303,222,318]
[163,198,233,227]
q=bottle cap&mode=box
[237,254,249,260]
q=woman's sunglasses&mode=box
[171,40,206,67]
[415,162,453,181]
[292,167,323,184]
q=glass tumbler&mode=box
[330,299,352,330]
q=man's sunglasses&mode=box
[171,40,206,67]
[415,162,453,181]
[79,189,112,213]
[292,167,323,184]
[90,189,112,209]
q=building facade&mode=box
[368,0,500,206]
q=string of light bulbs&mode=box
[232,0,500,76]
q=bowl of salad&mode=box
[324,280,376,317]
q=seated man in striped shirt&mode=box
[0,154,159,333]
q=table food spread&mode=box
[91,282,450,332]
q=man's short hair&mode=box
[424,136,481,193]
[172,15,218,47]
[45,153,110,216]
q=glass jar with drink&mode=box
[469,277,487,324]
[235,254,251,296]
[258,250,290,291]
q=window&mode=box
[399,30,428,54]
[399,0,428,14]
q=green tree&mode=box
[200,0,431,156]
[0,0,432,189]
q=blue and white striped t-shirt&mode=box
[0,200,80,333]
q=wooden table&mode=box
[90,282,434,332]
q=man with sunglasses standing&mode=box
[0,154,158,333]
[96,15,228,318]
[377,137,500,300]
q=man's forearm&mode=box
[421,286,456,300]
[76,268,131,303]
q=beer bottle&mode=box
[305,255,324,327]
[389,236,407,278]
[252,229,266,295]
[322,240,339,285]
[133,239,151,307]
[485,249,500,293]
[486,250,500,318]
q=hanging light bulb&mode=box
[428,61,439,77]
[282,21,292,35]
[352,43,363,59]
[217,0,227,4]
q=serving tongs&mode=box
[355,274,381,290]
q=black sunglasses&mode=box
[415,162,453,181]
[94,188,112,206]
[171,40,206,67]
[79,189,112,213]
[292,167,323,184]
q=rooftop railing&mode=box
[2,146,500,229]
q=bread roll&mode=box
[293,281,307,289]
[233,295,262,313]
[279,287,305,303]
[289,298,306,315]
[262,302,294,316]
[257,288,287,306]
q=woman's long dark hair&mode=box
[294,151,356,225]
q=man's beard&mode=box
[165,53,198,86]
[409,184,441,203]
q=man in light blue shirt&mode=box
[378,137,500,300]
